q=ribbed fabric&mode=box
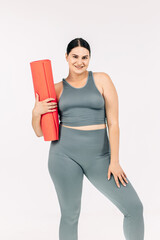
[48,125,145,240]
[58,71,106,126]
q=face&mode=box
[65,46,90,73]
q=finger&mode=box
[122,173,128,183]
[123,172,127,178]
[48,109,56,112]
[108,170,111,180]
[44,98,55,102]
[48,105,57,110]
[47,106,58,109]
[36,93,39,101]
[114,176,120,188]
[118,175,126,186]
[122,172,128,182]
[48,102,57,106]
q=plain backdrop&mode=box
[0,0,160,239]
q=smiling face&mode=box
[65,46,90,74]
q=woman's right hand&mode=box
[32,93,57,116]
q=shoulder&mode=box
[93,72,112,83]
[54,81,63,101]
[93,72,118,99]
[92,72,115,90]
[54,81,63,88]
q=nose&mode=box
[77,59,83,65]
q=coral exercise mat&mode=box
[30,59,59,141]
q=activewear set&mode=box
[48,71,144,240]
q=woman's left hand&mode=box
[108,162,128,188]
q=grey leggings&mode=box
[48,125,144,240]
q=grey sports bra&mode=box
[57,71,107,126]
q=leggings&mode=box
[48,124,144,240]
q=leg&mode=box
[48,151,84,240]
[84,154,144,240]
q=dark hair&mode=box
[66,38,91,57]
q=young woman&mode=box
[32,38,145,240]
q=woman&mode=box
[32,38,144,240]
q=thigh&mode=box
[84,154,143,216]
[48,147,84,211]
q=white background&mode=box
[0,0,159,239]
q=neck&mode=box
[66,70,89,82]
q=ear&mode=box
[65,53,68,61]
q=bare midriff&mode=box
[61,123,107,130]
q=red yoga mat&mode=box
[30,59,59,141]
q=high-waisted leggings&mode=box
[48,124,144,240]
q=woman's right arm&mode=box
[32,110,43,137]
[31,93,57,137]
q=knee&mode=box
[135,199,143,214]
[129,199,144,217]
[61,206,81,224]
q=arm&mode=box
[32,110,43,137]
[31,93,57,138]
[101,72,128,188]
[101,73,120,163]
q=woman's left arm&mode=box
[101,72,128,188]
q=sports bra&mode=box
[57,71,107,126]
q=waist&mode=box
[55,124,111,157]
[61,123,107,130]
[59,116,106,127]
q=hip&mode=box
[49,124,111,160]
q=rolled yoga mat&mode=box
[30,59,59,141]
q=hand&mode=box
[32,93,57,116]
[108,162,128,188]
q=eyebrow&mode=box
[72,54,88,57]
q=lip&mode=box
[75,66,84,69]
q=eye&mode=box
[73,56,88,59]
